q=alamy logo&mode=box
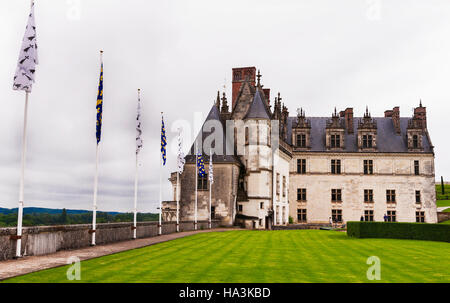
[66,256,81,281]
[366,256,381,280]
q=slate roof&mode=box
[286,116,433,153]
[185,104,241,164]
[244,90,271,119]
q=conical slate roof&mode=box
[245,90,271,119]
[185,104,240,164]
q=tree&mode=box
[60,208,67,224]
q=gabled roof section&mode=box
[245,90,271,119]
[185,104,240,164]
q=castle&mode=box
[162,67,437,229]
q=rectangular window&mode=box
[416,211,425,223]
[413,135,419,149]
[331,189,342,202]
[364,160,373,175]
[211,206,216,219]
[197,174,208,190]
[238,204,243,212]
[331,134,341,148]
[414,160,420,175]
[332,209,342,223]
[296,134,306,148]
[364,210,374,222]
[282,176,286,197]
[297,159,306,174]
[297,209,307,222]
[362,134,373,148]
[276,173,280,195]
[331,159,341,174]
[297,188,307,201]
[415,191,421,204]
[260,202,264,209]
[364,189,374,202]
[386,190,396,203]
[387,210,396,222]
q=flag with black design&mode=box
[136,93,143,155]
[209,152,214,184]
[13,1,38,92]
[177,130,185,174]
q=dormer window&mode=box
[413,135,419,149]
[296,134,306,148]
[331,134,341,148]
[326,108,345,150]
[362,134,373,148]
[292,108,311,149]
[357,107,377,151]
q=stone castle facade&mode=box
[162,67,437,228]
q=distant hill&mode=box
[0,207,121,215]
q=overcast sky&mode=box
[1,0,449,212]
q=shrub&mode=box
[288,216,294,224]
[347,221,450,242]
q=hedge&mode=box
[347,221,450,243]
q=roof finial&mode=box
[256,69,262,86]
[215,91,220,108]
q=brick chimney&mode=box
[232,67,256,108]
[391,106,401,134]
[263,88,271,106]
[413,102,427,130]
[344,108,354,134]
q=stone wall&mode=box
[0,220,220,261]
[437,212,450,223]
[289,153,437,224]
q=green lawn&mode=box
[441,220,450,224]
[437,200,450,208]
[3,230,449,283]
[436,184,450,201]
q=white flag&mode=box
[136,93,143,155]
[177,130,185,174]
[209,152,214,184]
[13,1,38,93]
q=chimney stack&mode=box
[413,102,427,130]
[232,67,256,109]
[263,88,271,106]
[344,108,354,134]
[392,106,401,134]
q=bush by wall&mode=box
[347,222,450,243]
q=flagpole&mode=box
[209,148,212,229]
[159,112,163,236]
[176,171,180,232]
[15,92,29,258]
[91,50,103,246]
[133,154,138,239]
[91,143,99,246]
[133,89,141,239]
[194,142,198,230]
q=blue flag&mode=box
[161,116,167,165]
[96,63,104,144]
[197,151,206,177]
